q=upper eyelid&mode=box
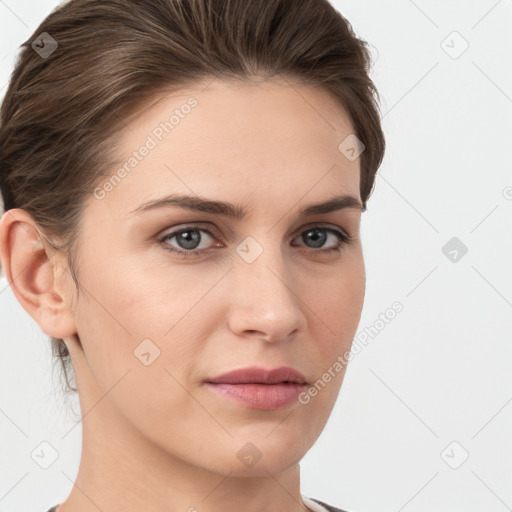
[159,221,348,238]
[159,223,349,247]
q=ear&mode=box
[0,208,77,339]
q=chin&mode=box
[222,453,303,478]
[233,436,308,476]
[188,433,307,478]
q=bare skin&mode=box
[0,76,365,512]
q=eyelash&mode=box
[158,224,354,258]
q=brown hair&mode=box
[0,0,385,395]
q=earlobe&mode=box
[0,208,77,339]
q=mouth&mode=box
[203,366,308,410]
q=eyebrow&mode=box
[129,193,364,218]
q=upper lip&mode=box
[205,366,307,385]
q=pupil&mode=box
[305,228,326,248]
[178,230,200,250]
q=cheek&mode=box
[71,271,202,438]
[70,263,159,395]
[310,246,365,338]
[71,250,216,387]
[288,260,365,456]
[303,246,365,402]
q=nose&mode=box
[226,239,306,343]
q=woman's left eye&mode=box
[159,225,352,257]
[292,226,352,254]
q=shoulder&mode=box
[304,495,352,512]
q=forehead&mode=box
[92,77,361,216]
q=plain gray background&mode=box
[1,1,511,511]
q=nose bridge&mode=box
[236,232,290,293]
[228,233,304,339]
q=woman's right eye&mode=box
[159,227,221,257]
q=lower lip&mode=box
[204,382,306,410]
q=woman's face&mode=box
[62,77,365,476]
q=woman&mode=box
[0,0,385,511]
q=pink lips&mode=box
[204,366,307,410]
